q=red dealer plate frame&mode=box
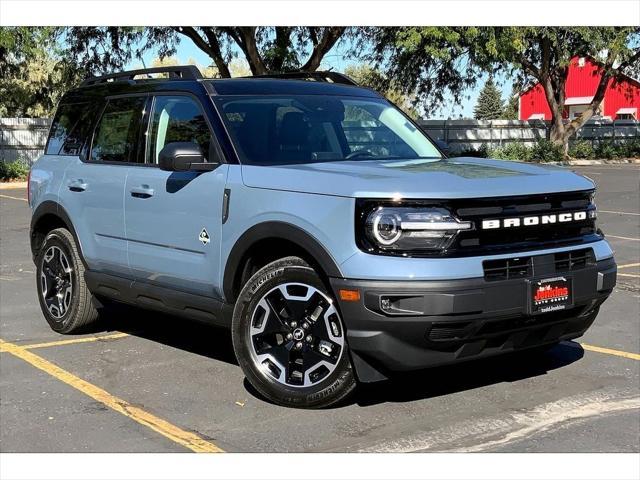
[528,276,573,315]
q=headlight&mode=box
[363,206,472,253]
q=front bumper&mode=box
[330,254,616,382]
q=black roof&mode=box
[207,78,381,98]
[63,66,382,102]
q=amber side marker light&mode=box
[339,289,361,302]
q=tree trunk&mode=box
[548,112,570,157]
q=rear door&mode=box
[60,95,148,277]
[124,94,228,298]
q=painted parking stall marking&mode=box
[0,338,225,453]
[18,332,130,350]
[0,193,28,202]
[562,341,640,361]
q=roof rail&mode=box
[249,71,359,86]
[80,65,203,87]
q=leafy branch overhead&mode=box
[370,27,640,153]
[2,25,638,156]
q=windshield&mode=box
[214,95,442,165]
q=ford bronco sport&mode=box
[29,65,617,408]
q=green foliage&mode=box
[0,160,30,181]
[502,85,520,120]
[369,27,639,143]
[458,145,489,158]
[1,26,353,116]
[624,139,640,158]
[568,140,595,159]
[594,140,632,159]
[60,27,352,78]
[364,27,477,116]
[473,77,504,120]
[531,139,564,163]
[488,142,532,161]
[0,27,82,117]
[344,64,419,119]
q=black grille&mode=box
[554,248,595,271]
[356,190,600,258]
[482,248,595,281]
[427,322,473,341]
[483,257,533,281]
[451,190,599,256]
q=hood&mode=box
[241,157,595,199]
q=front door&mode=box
[124,94,228,298]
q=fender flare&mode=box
[30,201,84,264]
[222,221,343,302]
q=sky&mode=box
[126,33,514,120]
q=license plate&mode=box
[530,276,572,314]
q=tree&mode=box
[61,27,350,78]
[465,28,640,155]
[344,64,419,119]
[0,27,79,117]
[473,77,504,120]
[502,85,520,120]
[364,27,478,117]
[371,27,640,156]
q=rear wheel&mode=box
[232,257,356,408]
[36,228,100,333]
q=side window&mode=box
[90,96,147,163]
[46,102,97,156]
[146,96,213,164]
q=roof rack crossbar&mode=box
[80,65,203,87]
[249,71,359,86]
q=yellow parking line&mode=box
[0,193,28,202]
[20,332,130,350]
[0,338,224,453]
[618,273,640,278]
[606,235,640,242]
[599,210,640,216]
[618,263,640,269]
[579,343,640,361]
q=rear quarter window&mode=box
[46,102,97,156]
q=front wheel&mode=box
[232,257,356,408]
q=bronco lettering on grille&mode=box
[481,211,588,230]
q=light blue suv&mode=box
[29,66,617,408]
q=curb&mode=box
[566,158,640,166]
[0,181,28,190]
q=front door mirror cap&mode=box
[159,142,214,171]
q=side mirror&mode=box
[158,142,216,172]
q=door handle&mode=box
[130,185,154,199]
[68,179,87,192]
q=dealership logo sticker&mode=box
[199,228,210,245]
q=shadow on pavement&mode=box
[353,343,585,407]
[95,303,585,409]
[97,303,238,367]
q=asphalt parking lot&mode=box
[1,164,639,453]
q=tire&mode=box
[232,256,356,408]
[35,227,100,334]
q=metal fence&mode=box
[1,117,639,164]
[418,119,640,154]
[0,118,51,165]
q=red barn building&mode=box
[519,56,640,121]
